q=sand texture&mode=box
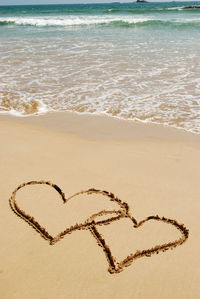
[0,113,200,299]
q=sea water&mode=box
[0,2,200,133]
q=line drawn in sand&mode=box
[9,180,189,274]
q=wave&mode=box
[0,16,149,27]
[105,6,200,14]
[1,16,200,28]
[0,20,15,25]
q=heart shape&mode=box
[9,180,127,245]
[9,181,189,274]
[89,214,189,274]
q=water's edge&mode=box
[1,110,200,143]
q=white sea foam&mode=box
[0,16,152,27]
[167,6,185,10]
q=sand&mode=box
[0,112,200,299]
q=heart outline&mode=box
[9,180,128,245]
[89,214,189,274]
[9,180,189,273]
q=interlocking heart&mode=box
[9,181,189,274]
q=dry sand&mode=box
[0,112,200,299]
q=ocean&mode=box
[0,2,200,133]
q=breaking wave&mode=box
[0,20,15,25]
[0,16,200,28]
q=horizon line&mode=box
[0,0,198,6]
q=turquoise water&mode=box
[0,2,200,133]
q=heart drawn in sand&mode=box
[90,215,189,274]
[9,181,189,274]
[9,181,126,245]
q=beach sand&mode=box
[0,112,200,299]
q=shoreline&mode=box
[1,110,200,143]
